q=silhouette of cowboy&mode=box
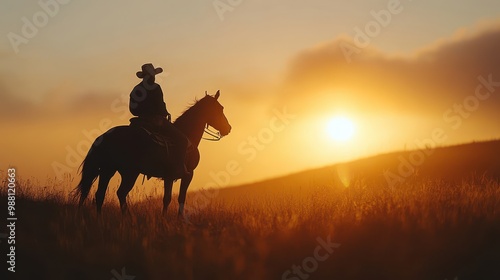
[129,63,189,177]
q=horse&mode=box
[74,90,231,217]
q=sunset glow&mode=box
[2,2,500,279]
[0,1,499,189]
[326,116,356,142]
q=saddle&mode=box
[129,117,171,152]
[129,117,195,180]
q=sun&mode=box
[325,116,356,142]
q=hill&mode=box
[216,140,500,198]
[2,140,500,280]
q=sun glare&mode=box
[326,116,356,142]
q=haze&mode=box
[1,0,499,190]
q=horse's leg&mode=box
[178,172,193,217]
[163,179,174,216]
[95,169,116,214]
[116,171,139,215]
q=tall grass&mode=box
[2,176,500,280]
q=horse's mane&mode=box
[174,96,205,124]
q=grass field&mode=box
[2,174,500,280]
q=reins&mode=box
[203,125,222,141]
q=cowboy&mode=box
[129,63,189,177]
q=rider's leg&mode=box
[161,121,189,175]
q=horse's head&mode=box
[200,90,232,137]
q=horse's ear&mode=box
[214,90,220,100]
[205,91,208,96]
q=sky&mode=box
[1,0,500,191]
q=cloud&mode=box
[278,22,500,118]
[0,79,127,122]
[3,22,500,128]
[0,81,39,120]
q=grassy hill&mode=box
[216,140,500,198]
[1,140,500,280]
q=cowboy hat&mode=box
[136,63,163,78]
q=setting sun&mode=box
[326,116,356,142]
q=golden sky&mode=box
[1,0,500,190]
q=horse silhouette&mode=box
[74,90,231,217]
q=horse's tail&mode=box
[74,137,103,205]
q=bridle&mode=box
[203,124,222,141]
